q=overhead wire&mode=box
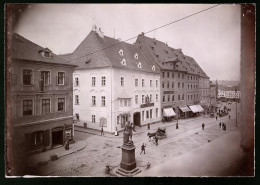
[69,4,220,62]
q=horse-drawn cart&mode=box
[147,127,167,141]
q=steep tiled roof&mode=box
[135,34,209,78]
[61,31,160,74]
[11,33,76,67]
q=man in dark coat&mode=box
[100,126,104,135]
[147,123,150,130]
[140,143,146,154]
[219,122,222,128]
[216,116,218,121]
[154,136,158,146]
[202,123,205,130]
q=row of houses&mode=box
[9,28,216,175]
[218,85,241,101]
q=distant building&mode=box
[10,33,77,175]
[61,29,161,133]
[135,33,209,119]
[218,85,240,101]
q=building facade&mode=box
[135,33,208,119]
[62,29,161,133]
[218,85,240,101]
[10,33,76,175]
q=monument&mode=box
[115,122,141,176]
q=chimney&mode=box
[97,28,104,38]
[140,32,144,36]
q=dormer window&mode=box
[39,48,52,58]
[121,58,126,66]
[134,53,138,59]
[119,49,124,56]
[137,62,142,69]
[150,46,154,50]
[151,65,155,71]
[165,50,168,54]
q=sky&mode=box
[13,4,241,81]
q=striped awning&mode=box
[196,105,204,112]
[189,105,199,113]
[163,108,176,117]
[179,106,191,112]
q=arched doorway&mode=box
[133,112,141,127]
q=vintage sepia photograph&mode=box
[5,3,255,177]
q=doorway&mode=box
[52,127,63,147]
[133,112,141,126]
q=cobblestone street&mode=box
[33,103,240,176]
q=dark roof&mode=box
[11,33,76,67]
[61,31,160,74]
[218,85,240,91]
[135,34,209,78]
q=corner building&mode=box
[135,33,209,119]
[62,30,161,133]
[10,33,76,175]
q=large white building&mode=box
[218,85,240,100]
[62,29,161,133]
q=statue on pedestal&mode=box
[123,121,135,142]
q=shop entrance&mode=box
[133,112,141,126]
[52,127,63,147]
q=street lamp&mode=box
[235,87,237,127]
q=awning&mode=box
[189,105,199,113]
[179,106,191,112]
[163,108,176,117]
[196,105,204,112]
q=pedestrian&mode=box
[115,127,118,136]
[154,136,158,146]
[202,123,205,130]
[101,126,104,135]
[147,123,150,130]
[176,122,179,129]
[65,140,69,150]
[216,116,218,121]
[229,115,231,120]
[219,122,222,128]
[140,143,146,154]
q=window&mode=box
[23,69,32,85]
[135,95,138,104]
[75,77,79,86]
[42,99,50,114]
[142,79,145,87]
[172,73,174,78]
[58,98,65,111]
[92,115,96,123]
[172,82,174,88]
[168,95,170,102]
[23,100,33,116]
[101,96,106,106]
[163,95,165,103]
[32,131,44,147]
[101,76,106,86]
[146,111,149,119]
[119,49,124,56]
[188,76,189,80]
[134,53,138,59]
[92,96,96,106]
[156,94,158,102]
[182,74,184,79]
[188,84,190,89]
[121,77,124,87]
[162,72,165,78]
[188,95,190,100]
[167,82,169,88]
[92,77,96,86]
[178,82,180,88]
[142,95,145,103]
[156,80,158,87]
[135,78,138,87]
[167,72,169,78]
[142,111,144,121]
[57,72,65,85]
[182,83,184,88]
[75,95,79,105]
[162,82,164,88]
[41,71,50,85]
[182,94,184,100]
[178,73,180,78]
[156,108,158,117]
[150,80,152,87]
[150,109,152,119]
[150,94,152,102]
[178,95,180,100]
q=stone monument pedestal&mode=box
[114,132,141,176]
